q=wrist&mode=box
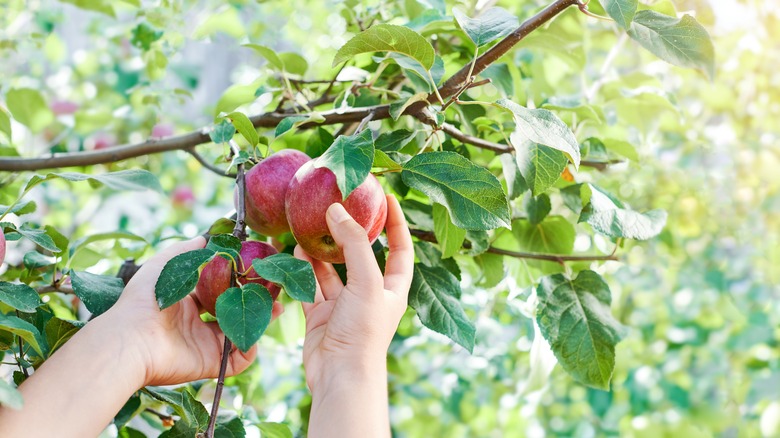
[309,354,387,398]
[90,307,152,390]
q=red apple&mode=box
[0,229,5,265]
[151,123,174,138]
[172,185,195,209]
[92,132,116,150]
[285,161,387,264]
[50,100,79,116]
[194,240,280,316]
[237,149,310,236]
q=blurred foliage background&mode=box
[1,0,779,436]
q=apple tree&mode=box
[0,0,716,436]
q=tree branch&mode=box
[408,228,618,263]
[187,148,236,179]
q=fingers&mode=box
[325,203,382,289]
[383,195,414,299]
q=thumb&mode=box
[325,203,382,287]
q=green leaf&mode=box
[497,99,580,168]
[333,24,435,70]
[215,284,274,352]
[215,416,246,438]
[206,234,242,267]
[452,7,519,47]
[208,218,237,236]
[44,317,83,356]
[69,271,124,316]
[159,421,198,438]
[376,129,416,152]
[603,0,638,29]
[214,79,263,117]
[603,138,639,162]
[251,253,316,303]
[0,201,36,216]
[513,216,575,255]
[274,115,308,138]
[0,282,42,313]
[414,240,461,281]
[580,184,667,240]
[0,313,45,356]
[155,248,216,309]
[143,387,209,431]
[0,106,11,139]
[401,151,511,230]
[59,0,115,17]
[17,225,61,253]
[210,119,236,144]
[24,170,163,193]
[433,204,466,259]
[525,194,551,225]
[69,231,146,260]
[409,264,475,352]
[118,427,146,438]
[315,129,374,200]
[514,141,568,197]
[480,63,514,97]
[23,251,55,269]
[0,379,23,410]
[228,111,259,147]
[244,44,284,70]
[475,253,504,288]
[628,11,715,79]
[391,53,444,92]
[536,270,624,390]
[257,423,293,438]
[131,22,162,51]
[389,92,429,120]
[6,88,54,134]
[372,150,403,171]
[279,52,308,76]
[499,153,527,200]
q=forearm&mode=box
[309,359,391,438]
[0,309,146,437]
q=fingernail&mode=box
[327,203,349,223]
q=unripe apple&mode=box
[286,162,387,264]
[194,240,280,316]
[237,149,311,236]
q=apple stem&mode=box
[204,141,248,438]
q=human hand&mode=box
[101,237,284,387]
[294,195,413,394]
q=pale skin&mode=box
[0,195,413,438]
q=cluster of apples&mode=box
[194,149,388,315]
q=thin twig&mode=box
[16,310,29,377]
[144,408,174,425]
[187,148,236,179]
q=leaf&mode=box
[0,379,23,410]
[0,106,11,139]
[603,138,639,162]
[375,129,416,152]
[206,234,242,267]
[59,0,115,17]
[131,22,162,51]
[389,92,429,120]
[6,88,54,134]
[401,151,511,230]
[525,194,551,225]
[499,153,527,200]
[409,264,475,352]
[513,216,575,255]
[17,225,61,253]
[44,317,83,356]
[208,218,237,236]
[274,115,308,138]
[0,282,42,313]
[580,184,667,240]
[480,63,514,97]
[0,313,45,356]
[333,24,435,70]
[24,170,163,193]
[143,387,209,431]
[251,253,316,303]
[69,231,146,260]
[155,248,216,309]
[23,251,55,269]
[315,129,374,200]
[452,7,519,47]
[603,0,638,29]
[69,271,124,316]
[215,284,274,352]
[257,423,293,438]
[0,201,36,217]
[244,44,284,70]
[215,417,246,438]
[497,99,580,168]
[432,204,466,259]
[228,111,259,147]
[372,150,403,171]
[414,240,461,281]
[210,119,236,144]
[390,53,445,92]
[213,79,263,117]
[536,270,624,390]
[279,52,308,76]
[514,141,568,196]
[628,11,715,79]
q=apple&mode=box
[0,229,5,265]
[92,132,116,150]
[151,123,174,138]
[237,149,310,236]
[171,185,195,209]
[194,240,280,316]
[50,100,79,116]
[285,161,387,264]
